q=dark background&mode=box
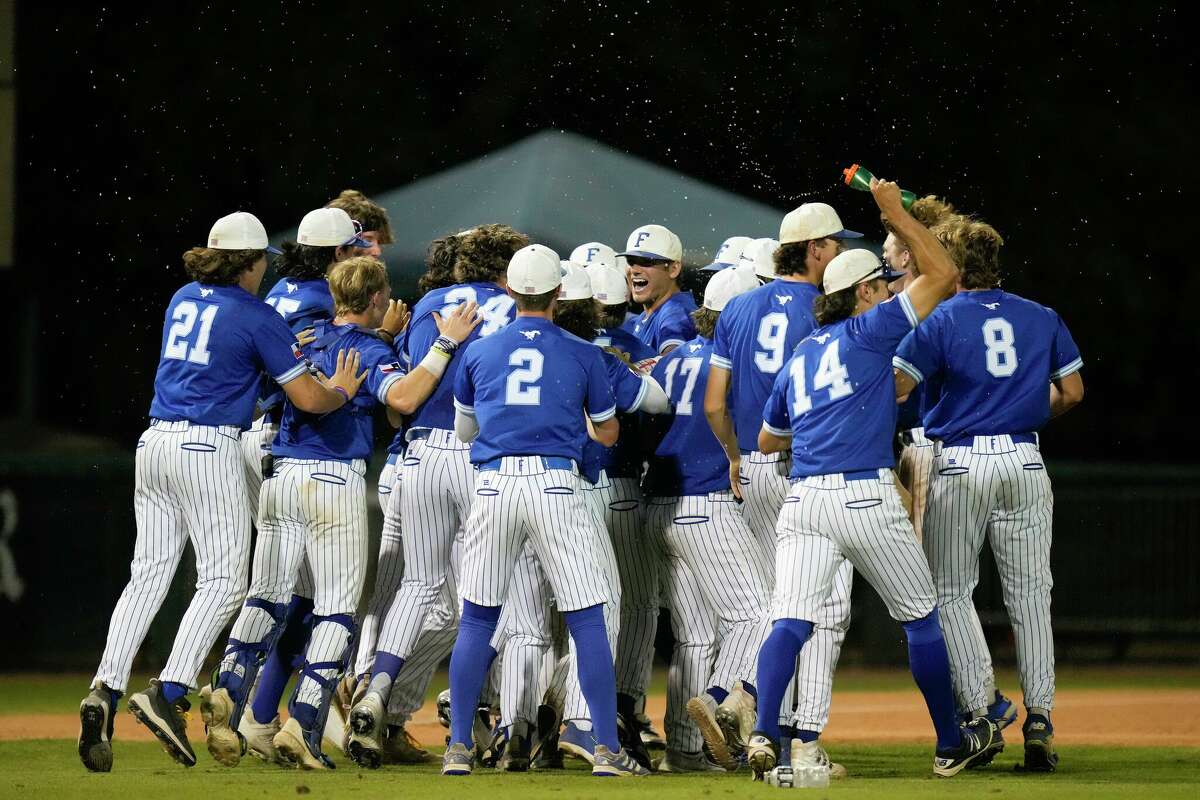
[4,1,1193,460]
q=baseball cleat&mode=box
[636,711,666,751]
[530,702,562,767]
[199,685,246,767]
[655,748,726,772]
[78,683,115,772]
[791,739,848,779]
[442,742,474,775]
[127,681,197,767]
[346,692,386,769]
[933,717,996,777]
[715,685,756,761]
[381,724,431,764]
[1019,713,1059,772]
[238,713,283,764]
[322,689,349,756]
[274,716,335,770]
[617,713,654,770]
[497,721,532,771]
[436,689,451,728]
[558,721,597,764]
[686,694,735,770]
[592,744,651,777]
[746,732,779,780]
[987,691,1018,730]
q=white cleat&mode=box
[715,685,756,761]
[274,717,331,770]
[238,712,283,765]
[346,692,386,769]
[686,694,736,770]
[199,686,244,767]
[791,739,848,779]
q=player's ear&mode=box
[668,261,682,281]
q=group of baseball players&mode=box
[77,174,1083,783]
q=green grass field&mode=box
[2,669,1198,799]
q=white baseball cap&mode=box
[703,266,758,311]
[590,264,629,305]
[507,244,563,295]
[617,224,683,263]
[207,211,281,254]
[822,249,905,294]
[559,260,593,301]
[569,242,618,270]
[297,207,372,248]
[739,237,782,279]
[779,203,863,244]
[702,235,753,272]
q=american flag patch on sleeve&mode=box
[291,342,304,359]
[380,362,403,374]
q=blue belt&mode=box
[942,433,1036,449]
[791,468,880,484]
[477,456,576,472]
[384,453,400,466]
[408,428,431,441]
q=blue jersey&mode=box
[580,350,651,484]
[710,280,821,452]
[644,337,729,496]
[893,289,1082,443]
[592,326,658,364]
[264,277,334,333]
[631,291,698,354]
[272,322,404,462]
[148,282,308,429]
[895,381,929,432]
[401,282,516,433]
[453,317,617,466]
[763,293,920,478]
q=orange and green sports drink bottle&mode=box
[842,164,917,210]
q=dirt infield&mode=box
[5,686,1198,746]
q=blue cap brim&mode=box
[616,250,674,261]
[265,245,283,255]
[828,229,864,239]
[348,236,373,248]
[701,261,735,272]
[881,267,906,282]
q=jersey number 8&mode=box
[164,301,219,366]
[982,317,1018,378]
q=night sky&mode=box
[6,2,1191,461]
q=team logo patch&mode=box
[380,362,402,374]
[200,287,214,297]
[291,342,304,360]
[688,342,703,352]
[521,330,542,340]
[983,302,1000,310]
[812,332,832,344]
[287,282,298,294]
[775,294,792,305]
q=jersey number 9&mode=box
[754,313,788,374]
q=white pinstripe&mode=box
[492,545,556,727]
[923,439,1056,712]
[94,421,251,692]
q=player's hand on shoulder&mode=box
[870,176,905,216]
[603,345,636,370]
[328,348,368,397]
[433,300,483,343]
[381,299,410,338]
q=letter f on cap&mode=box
[635,231,651,248]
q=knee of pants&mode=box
[900,608,943,645]
[198,574,248,609]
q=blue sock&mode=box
[291,701,318,730]
[372,651,405,684]
[741,681,757,700]
[563,604,619,752]
[251,595,314,724]
[707,686,729,705]
[797,729,819,743]
[902,608,962,751]
[753,619,813,741]
[161,681,188,704]
[448,601,500,747]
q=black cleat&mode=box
[933,717,996,777]
[1018,713,1059,773]
[618,713,654,771]
[497,722,532,771]
[128,680,197,767]
[78,683,115,772]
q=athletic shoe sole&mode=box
[686,698,735,770]
[1021,737,1059,772]
[78,697,112,772]
[199,687,244,768]
[274,725,327,770]
[347,706,383,769]
[933,726,995,777]
[127,694,196,767]
[558,738,596,765]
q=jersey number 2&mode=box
[164,302,218,366]
[505,348,544,405]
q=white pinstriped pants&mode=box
[241,416,314,597]
[232,458,368,709]
[923,438,1056,712]
[741,453,852,732]
[94,421,251,692]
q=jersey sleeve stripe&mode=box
[658,338,685,353]
[898,292,919,328]
[273,362,308,385]
[453,398,475,416]
[625,375,650,413]
[588,404,618,423]
[375,372,404,405]
[1050,357,1083,380]
[709,354,733,370]
[763,421,791,437]
[892,356,924,383]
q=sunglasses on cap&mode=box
[625,256,673,268]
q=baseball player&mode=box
[744,179,997,780]
[641,266,775,773]
[701,235,753,273]
[569,241,619,269]
[346,224,527,764]
[893,218,1084,772]
[444,244,647,778]
[703,205,860,771]
[619,224,696,355]
[77,212,363,772]
[198,257,481,770]
[327,189,394,260]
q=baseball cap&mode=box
[822,249,906,294]
[296,207,372,248]
[703,265,758,311]
[507,244,563,295]
[590,264,629,305]
[779,203,863,244]
[207,211,281,254]
[569,242,618,270]
[617,224,683,262]
[739,237,782,279]
[559,261,593,301]
[702,235,753,271]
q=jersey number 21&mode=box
[164,301,218,366]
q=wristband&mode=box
[419,347,452,378]
[334,386,350,402]
[431,335,459,357]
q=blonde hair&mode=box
[327,190,393,244]
[934,219,1005,289]
[328,256,389,315]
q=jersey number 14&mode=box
[790,338,853,414]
